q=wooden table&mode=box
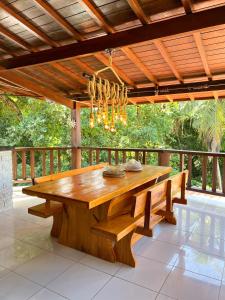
[23,165,172,264]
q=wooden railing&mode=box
[12,146,225,197]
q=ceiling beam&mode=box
[126,0,149,25]
[166,95,173,102]
[75,78,225,100]
[154,40,182,82]
[1,6,225,70]
[188,93,195,101]
[213,91,219,100]
[52,63,86,85]
[0,0,58,47]
[181,0,193,15]
[193,32,212,80]
[0,70,73,108]
[33,0,83,41]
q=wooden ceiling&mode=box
[0,0,225,107]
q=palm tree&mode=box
[179,100,225,190]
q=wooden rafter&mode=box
[154,40,182,83]
[78,0,156,85]
[33,0,83,41]
[181,0,193,15]
[126,0,149,25]
[0,1,58,48]
[1,5,224,70]
[52,63,86,85]
[78,0,114,34]
[0,71,73,108]
[0,24,34,52]
[94,52,135,86]
[193,32,212,80]
[73,58,95,74]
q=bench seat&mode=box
[28,201,63,218]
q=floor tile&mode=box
[219,282,225,300]
[94,277,157,300]
[80,254,122,275]
[0,272,41,300]
[153,228,190,246]
[156,294,176,300]
[30,288,67,300]
[161,267,220,300]
[15,252,73,285]
[47,262,111,300]
[0,234,15,251]
[0,240,43,269]
[116,256,172,292]
[187,231,225,258]
[175,245,224,280]
[135,239,181,266]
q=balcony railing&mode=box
[12,146,225,197]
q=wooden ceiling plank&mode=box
[154,40,183,82]
[1,6,225,69]
[0,24,34,52]
[122,47,157,84]
[193,32,212,80]
[181,0,193,15]
[73,58,95,74]
[52,62,86,85]
[0,0,58,48]
[126,0,149,25]
[33,0,83,41]
[0,70,73,108]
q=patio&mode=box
[0,188,223,300]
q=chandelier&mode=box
[85,49,128,132]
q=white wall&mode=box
[0,151,13,211]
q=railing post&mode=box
[158,151,171,180]
[71,103,81,169]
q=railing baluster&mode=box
[179,153,184,171]
[57,150,61,172]
[135,151,139,161]
[89,149,93,165]
[12,150,17,181]
[122,151,126,163]
[108,150,111,165]
[96,149,100,164]
[115,150,119,165]
[30,149,35,179]
[187,154,192,188]
[212,156,217,193]
[42,150,46,176]
[21,150,26,180]
[50,150,54,174]
[142,151,146,164]
[202,155,207,191]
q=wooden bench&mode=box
[29,163,108,237]
[92,170,188,267]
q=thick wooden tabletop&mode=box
[23,165,172,209]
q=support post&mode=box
[71,102,81,169]
[158,151,171,181]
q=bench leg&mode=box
[51,212,63,238]
[165,211,177,225]
[173,197,187,205]
[114,230,136,267]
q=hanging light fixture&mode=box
[85,49,128,132]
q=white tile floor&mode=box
[0,187,225,299]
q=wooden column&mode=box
[71,102,81,169]
[158,151,171,181]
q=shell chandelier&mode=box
[86,49,128,132]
